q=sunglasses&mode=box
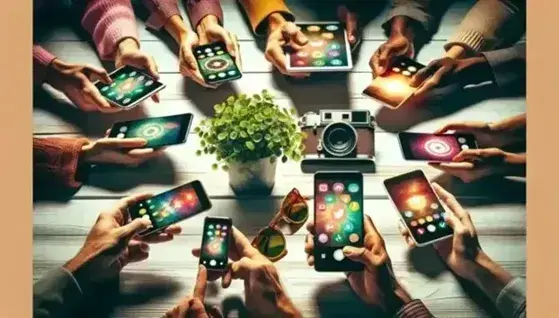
[251,188,309,262]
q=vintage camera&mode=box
[298,110,375,173]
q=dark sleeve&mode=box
[481,41,526,88]
[185,0,224,29]
[33,137,90,198]
[382,0,450,39]
[34,267,84,318]
[394,299,435,318]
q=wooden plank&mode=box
[33,235,525,317]
[37,39,448,74]
[32,198,526,237]
[34,0,477,42]
[31,133,527,199]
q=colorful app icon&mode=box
[431,203,439,209]
[325,223,335,232]
[418,218,425,225]
[297,51,309,57]
[343,223,354,231]
[330,59,343,66]
[325,194,336,203]
[313,60,326,66]
[312,51,325,59]
[333,183,344,193]
[349,233,359,243]
[404,211,413,218]
[433,213,440,220]
[438,221,447,228]
[328,50,340,57]
[207,231,213,236]
[216,224,221,229]
[329,43,341,50]
[208,224,214,229]
[333,233,344,243]
[427,224,436,232]
[417,228,425,235]
[349,201,360,212]
[307,25,320,32]
[410,220,418,227]
[321,32,334,40]
[318,203,326,211]
[310,40,325,47]
[333,208,345,220]
[440,212,446,218]
[348,183,359,193]
[296,60,306,66]
[318,233,329,243]
[325,25,339,31]
[426,216,433,222]
[319,184,328,192]
[339,194,351,203]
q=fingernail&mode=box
[342,246,356,256]
[140,242,150,252]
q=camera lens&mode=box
[321,122,358,157]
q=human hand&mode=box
[265,14,309,78]
[192,227,301,318]
[63,194,182,287]
[429,148,526,183]
[338,5,359,47]
[80,135,164,167]
[435,121,520,149]
[44,59,116,112]
[164,265,223,318]
[410,56,493,95]
[304,216,412,313]
[115,38,160,102]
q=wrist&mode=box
[196,14,220,34]
[164,15,189,44]
[267,13,287,35]
[117,38,140,58]
[386,284,413,314]
[390,16,417,43]
[44,58,66,84]
[446,45,467,59]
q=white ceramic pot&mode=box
[228,158,277,195]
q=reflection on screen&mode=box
[96,66,163,107]
[130,183,202,230]
[290,23,350,69]
[405,134,465,161]
[385,172,453,244]
[113,114,189,148]
[200,219,231,269]
[315,177,363,247]
[195,42,240,83]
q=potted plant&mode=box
[195,90,304,195]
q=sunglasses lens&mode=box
[285,201,308,223]
[253,227,286,259]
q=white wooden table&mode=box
[33,1,526,317]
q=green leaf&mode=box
[194,126,201,133]
[245,141,255,151]
[221,165,229,171]
[229,131,239,140]
[264,134,272,141]
[195,150,202,156]
[214,104,224,113]
[289,107,297,115]
[272,135,281,143]
[253,94,261,101]
[211,163,218,170]
[217,132,228,141]
[240,131,248,138]
[200,140,206,147]
[281,155,288,163]
[252,133,263,142]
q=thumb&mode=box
[98,138,148,149]
[342,246,371,267]
[116,218,152,242]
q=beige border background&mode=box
[0,1,31,317]
[0,1,549,316]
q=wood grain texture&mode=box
[33,0,526,316]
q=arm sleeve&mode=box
[444,0,526,54]
[237,0,294,36]
[382,0,449,39]
[185,0,224,29]
[142,0,181,31]
[33,45,57,85]
[33,137,90,195]
[495,277,526,318]
[81,0,140,60]
[33,267,84,318]
[481,41,526,88]
[394,299,434,318]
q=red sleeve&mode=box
[33,138,90,197]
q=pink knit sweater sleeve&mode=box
[33,45,57,85]
[142,0,181,31]
[81,0,139,61]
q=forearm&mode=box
[252,265,302,318]
[163,15,190,44]
[480,41,526,88]
[81,0,139,60]
[142,0,181,31]
[33,267,84,318]
[490,113,526,134]
[445,0,526,56]
[185,0,224,29]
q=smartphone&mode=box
[128,180,212,237]
[362,56,425,109]
[398,132,478,162]
[383,170,453,247]
[199,216,232,271]
[314,171,364,272]
[286,22,353,73]
[108,113,193,148]
[194,41,241,85]
[95,65,165,109]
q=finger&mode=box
[115,192,154,217]
[283,23,308,46]
[182,42,199,71]
[151,92,160,103]
[304,234,314,254]
[428,161,474,172]
[206,305,224,318]
[187,298,207,317]
[442,213,466,247]
[229,258,253,280]
[164,224,182,235]
[146,56,159,79]
[104,128,111,137]
[307,254,314,266]
[342,246,375,270]
[410,62,438,87]
[98,137,148,149]
[84,65,112,84]
[433,123,469,134]
[344,12,358,45]
[141,232,175,243]
[127,240,150,263]
[414,65,452,95]
[192,248,201,258]
[222,265,233,288]
[193,265,208,301]
[305,221,316,235]
[115,217,152,242]
[431,183,471,224]
[370,48,383,76]
[127,148,163,158]
[230,33,242,70]
[363,215,381,241]
[453,148,502,162]
[265,44,289,74]
[84,83,111,110]
[377,44,397,74]
[231,227,259,259]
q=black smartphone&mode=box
[194,41,241,85]
[285,22,353,73]
[95,65,165,109]
[108,113,193,148]
[199,216,232,271]
[314,171,364,272]
[128,180,212,237]
[362,56,425,109]
[398,132,478,162]
[383,170,453,247]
